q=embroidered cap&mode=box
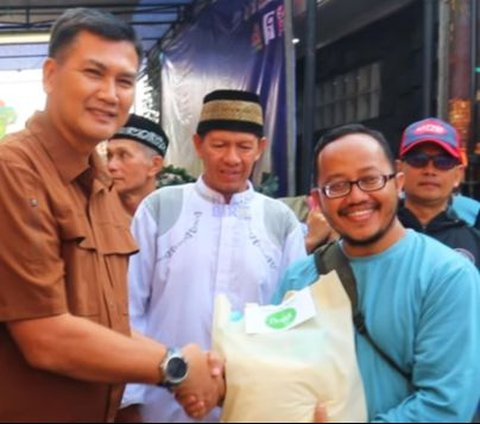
[400,117,461,159]
[110,114,169,156]
[196,89,264,137]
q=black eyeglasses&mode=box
[403,152,460,171]
[319,174,396,199]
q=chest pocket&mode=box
[56,190,138,318]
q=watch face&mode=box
[167,356,188,380]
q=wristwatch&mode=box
[158,348,189,389]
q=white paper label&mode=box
[244,286,316,334]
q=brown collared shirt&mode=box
[0,112,138,422]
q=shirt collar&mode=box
[195,175,255,204]
[27,111,112,188]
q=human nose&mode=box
[107,156,119,172]
[422,158,437,173]
[224,146,241,164]
[98,78,119,104]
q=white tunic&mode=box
[122,177,306,422]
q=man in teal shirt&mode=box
[273,123,480,422]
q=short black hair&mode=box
[48,8,143,61]
[313,123,395,182]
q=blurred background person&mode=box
[397,118,480,268]
[451,149,480,229]
[279,193,338,253]
[107,113,168,215]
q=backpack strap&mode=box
[314,241,411,381]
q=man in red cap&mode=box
[397,117,480,268]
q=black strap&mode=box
[314,241,411,380]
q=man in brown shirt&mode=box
[0,8,222,422]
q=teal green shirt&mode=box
[452,194,480,227]
[273,230,480,422]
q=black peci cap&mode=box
[196,89,264,137]
[110,114,169,156]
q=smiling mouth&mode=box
[339,202,379,221]
[347,209,373,217]
[89,108,117,121]
[343,209,375,222]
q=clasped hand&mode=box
[172,344,225,419]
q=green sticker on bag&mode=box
[265,307,297,329]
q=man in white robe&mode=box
[120,89,306,422]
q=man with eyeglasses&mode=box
[272,123,480,421]
[397,117,480,269]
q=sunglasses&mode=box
[403,152,460,170]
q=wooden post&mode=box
[448,0,472,155]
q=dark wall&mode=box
[296,1,433,190]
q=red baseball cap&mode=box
[400,118,461,159]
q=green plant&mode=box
[156,164,196,188]
[254,172,279,197]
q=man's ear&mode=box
[311,185,329,214]
[394,159,406,196]
[148,155,164,177]
[42,58,56,94]
[193,133,204,158]
[453,164,465,190]
[395,171,405,196]
[458,163,466,183]
[255,136,268,160]
[395,158,404,173]
[309,188,321,210]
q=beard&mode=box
[339,207,397,247]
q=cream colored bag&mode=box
[212,271,367,422]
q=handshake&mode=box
[116,342,331,423]
[168,345,329,422]
[170,344,225,419]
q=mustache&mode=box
[338,201,379,217]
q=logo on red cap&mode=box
[413,123,447,136]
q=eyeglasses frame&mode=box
[318,173,397,199]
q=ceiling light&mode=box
[0,32,50,45]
